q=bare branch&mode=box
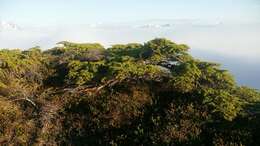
[11,98,37,108]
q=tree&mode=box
[0,38,259,146]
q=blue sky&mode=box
[1,0,260,25]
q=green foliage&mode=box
[107,57,164,81]
[0,99,36,145]
[0,38,259,145]
[234,86,260,116]
[142,38,191,63]
[107,43,143,59]
[170,61,202,93]
[0,49,50,98]
[67,60,105,85]
[48,41,106,62]
[197,62,235,89]
[202,88,242,121]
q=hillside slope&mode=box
[0,39,260,146]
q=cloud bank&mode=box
[1,19,259,62]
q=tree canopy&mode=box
[0,38,259,146]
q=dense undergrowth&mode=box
[0,38,259,146]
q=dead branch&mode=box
[82,79,120,94]
[11,98,37,108]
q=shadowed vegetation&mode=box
[0,38,259,146]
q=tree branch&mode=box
[11,98,37,108]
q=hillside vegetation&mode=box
[0,38,260,146]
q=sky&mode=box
[0,0,259,58]
[0,0,260,88]
[1,0,260,25]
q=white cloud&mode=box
[0,21,21,31]
[0,19,259,62]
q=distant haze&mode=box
[1,19,259,61]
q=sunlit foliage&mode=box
[0,38,259,145]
